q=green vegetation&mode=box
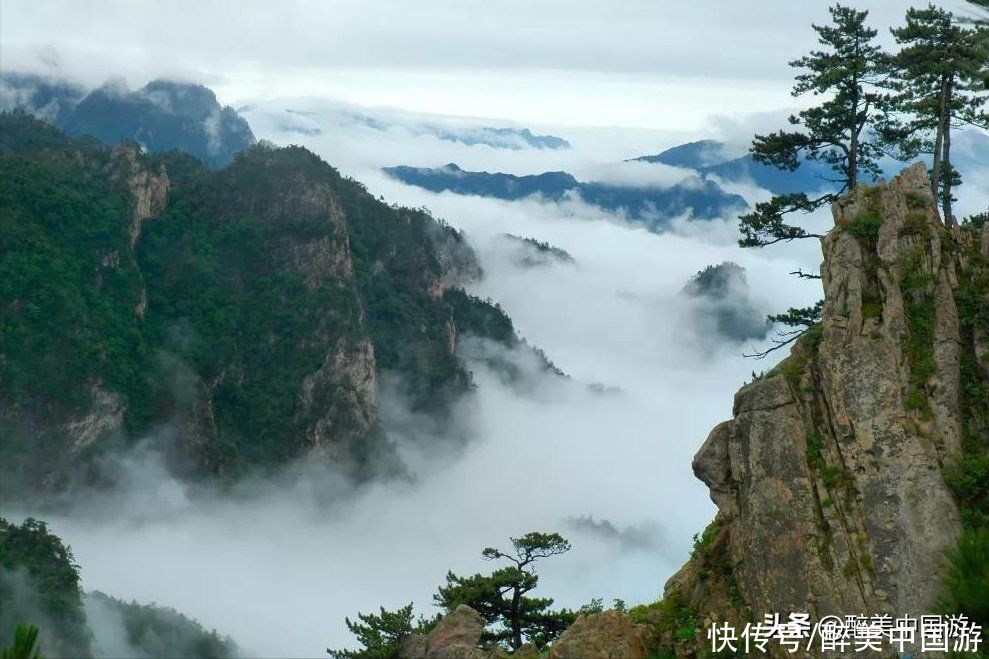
[882,5,989,224]
[963,211,989,229]
[0,137,142,415]
[0,110,74,154]
[747,303,822,360]
[87,591,238,658]
[435,532,574,650]
[737,2,987,360]
[739,4,888,249]
[898,248,937,419]
[0,625,42,659]
[845,212,883,248]
[327,604,437,659]
[939,221,989,647]
[626,523,746,658]
[740,2,987,248]
[0,518,91,656]
[902,210,930,236]
[629,589,697,647]
[805,433,825,470]
[939,529,989,634]
[691,522,720,559]
[945,228,989,532]
[0,114,520,489]
[330,532,576,656]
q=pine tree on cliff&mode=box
[435,532,573,650]
[739,4,889,249]
[882,5,989,226]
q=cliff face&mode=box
[0,115,518,493]
[664,164,988,655]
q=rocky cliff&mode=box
[653,163,989,656]
[0,114,519,494]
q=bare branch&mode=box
[742,331,807,359]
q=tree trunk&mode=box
[848,131,858,191]
[510,588,522,650]
[931,75,949,211]
[942,100,954,226]
[848,85,860,191]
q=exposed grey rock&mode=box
[400,605,490,659]
[549,611,650,659]
[663,163,983,657]
[107,145,170,248]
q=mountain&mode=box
[0,114,529,494]
[636,130,989,198]
[387,163,579,199]
[383,163,748,227]
[699,153,840,195]
[419,164,989,658]
[0,518,92,657]
[0,516,238,658]
[0,74,254,167]
[0,72,86,126]
[245,103,571,149]
[618,164,989,656]
[680,262,770,342]
[634,139,838,195]
[84,592,239,658]
[420,125,570,150]
[631,139,733,169]
[500,234,575,268]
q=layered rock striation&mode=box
[658,163,988,656]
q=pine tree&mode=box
[434,532,573,650]
[326,604,433,659]
[739,4,889,248]
[882,5,989,225]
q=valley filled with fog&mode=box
[2,1,987,656]
[9,102,836,657]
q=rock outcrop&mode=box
[107,144,170,247]
[549,611,651,659]
[656,163,988,657]
[399,605,490,659]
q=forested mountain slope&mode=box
[0,113,521,494]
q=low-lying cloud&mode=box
[4,95,905,659]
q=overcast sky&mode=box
[0,0,976,129]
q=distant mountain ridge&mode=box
[632,139,734,169]
[0,114,536,494]
[1,73,254,167]
[634,131,989,197]
[383,163,747,229]
[243,103,571,150]
[633,140,838,195]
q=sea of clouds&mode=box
[12,96,985,657]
